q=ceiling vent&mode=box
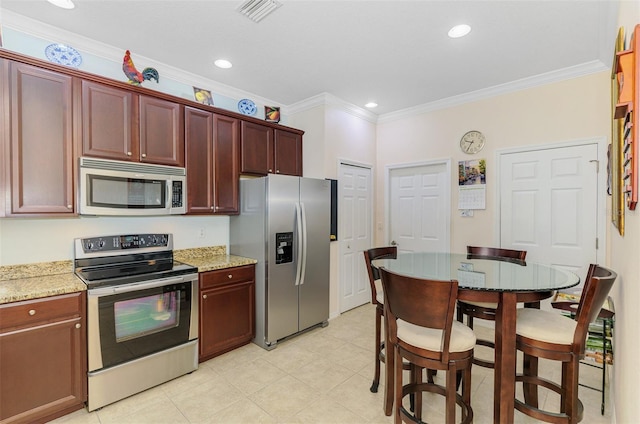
[237,0,282,23]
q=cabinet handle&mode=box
[269,169,273,173]
[276,170,280,173]
[75,323,81,329]
[211,206,215,210]
[28,309,36,316]
[127,151,132,156]
[141,153,147,158]
[202,294,207,299]
[67,205,72,209]
[228,274,233,279]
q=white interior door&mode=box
[499,143,599,282]
[388,161,451,254]
[339,163,372,313]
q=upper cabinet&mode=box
[240,121,302,176]
[185,107,239,214]
[81,80,185,167]
[2,61,76,216]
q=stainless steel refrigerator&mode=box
[230,174,330,350]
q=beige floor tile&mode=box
[248,374,317,420]
[205,398,277,424]
[48,302,614,423]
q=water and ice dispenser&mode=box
[275,232,293,264]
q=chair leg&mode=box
[522,352,539,407]
[371,306,383,393]
[413,365,423,420]
[456,304,463,323]
[446,365,457,424]
[394,347,403,424]
[564,358,580,424]
[462,364,472,422]
[384,327,394,416]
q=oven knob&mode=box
[99,240,105,248]
[86,242,94,250]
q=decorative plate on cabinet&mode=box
[238,99,257,116]
[45,43,83,68]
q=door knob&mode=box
[391,240,397,246]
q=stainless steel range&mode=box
[74,233,199,411]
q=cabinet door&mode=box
[199,266,255,361]
[140,96,184,166]
[274,129,303,176]
[7,62,75,215]
[213,114,239,214]
[0,293,87,423]
[240,120,273,175]
[81,80,138,161]
[185,106,214,213]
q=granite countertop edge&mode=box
[1,247,257,305]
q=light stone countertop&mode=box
[0,261,86,305]
[0,247,257,305]
[174,246,257,272]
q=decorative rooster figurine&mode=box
[122,50,159,85]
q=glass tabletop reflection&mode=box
[373,252,580,292]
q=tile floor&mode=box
[51,303,612,423]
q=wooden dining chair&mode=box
[514,264,617,424]
[380,267,475,424]
[456,245,527,368]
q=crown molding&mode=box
[287,92,378,123]
[378,60,609,124]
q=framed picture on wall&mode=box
[265,106,280,123]
[193,87,213,106]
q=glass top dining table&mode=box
[373,251,580,424]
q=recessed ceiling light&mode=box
[365,102,378,108]
[448,24,471,38]
[47,0,75,9]
[214,59,233,69]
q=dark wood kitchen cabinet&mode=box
[81,80,184,167]
[2,61,76,216]
[199,264,255,361]
[0,292,87,424]
[240,121,302,176]
[185,107,239,214]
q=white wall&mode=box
[376,72,611,252]
[290,101,377,318]
[609,2,640,423]
[0,215,229,265]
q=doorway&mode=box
[498,140,604,280]
[338,161,373,313]
[386,160,451,254]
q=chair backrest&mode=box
[573,264,617,351]
[467,245,527,264]
[379,267,458,361]
[363,246,397,304]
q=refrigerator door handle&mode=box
[295,202,304,286]
[299,202,308,285]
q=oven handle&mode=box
[89,275,196,296]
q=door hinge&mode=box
[596,238,599,249]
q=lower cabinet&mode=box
[0,292,87,424]
[199,264,255,362]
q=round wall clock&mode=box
[459,130,486,154]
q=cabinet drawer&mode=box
[200,265,255,289]
[0,292,83,332]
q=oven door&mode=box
[87,275,198,372]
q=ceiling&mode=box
[0,1,620,116]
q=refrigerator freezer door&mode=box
[298,177,330,331]
[265,175,301,343]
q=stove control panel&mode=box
[79,233,171,253]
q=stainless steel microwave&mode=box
[79,157,186,216]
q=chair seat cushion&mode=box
[374,279,384,304]
[397,319,476,352]
[460,300,498,309]
[516,308,576,345]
